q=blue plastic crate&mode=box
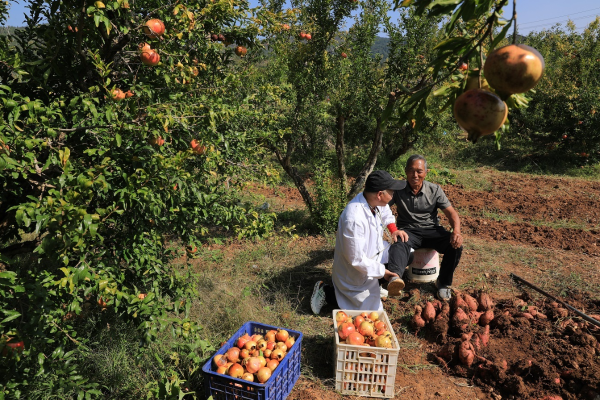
[202,321,303,400]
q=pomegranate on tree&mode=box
[234,46,247,57]
[143,18,165,38]
[484,44,545,94]
[140,49,160,66]
[453,89,508,143]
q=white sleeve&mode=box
[379,204,396,226]
[340,219,386,279]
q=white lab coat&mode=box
[332,193,395,311]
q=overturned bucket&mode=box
[406,248,439,283]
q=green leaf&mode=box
[490,21,513,52]
[1,310,21,324]
[115,133,122,147]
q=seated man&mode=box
[311,170,407,314]
[387,154,463,301]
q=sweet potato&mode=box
[479,309,494,326]
[537,313,548,320]
[549,301,559,308]
[451,293,468,312]
[477,292,494,311]
[422,302,436,323]
[437,343,454,361]
[412,306,426,328]
[458,341,475,367]
[463,294,478,312]
[461,332,473,342]
[469,311,483,325]
[431,300,442,313]
[472,334,481,351]
[478,325,490,347]
[452,307,469,332]
[436,302,450,320]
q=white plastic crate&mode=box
[332,309,399,398]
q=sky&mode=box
[2,0,600,35]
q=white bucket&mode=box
[406,248,440,283]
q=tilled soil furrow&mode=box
[460,216,600,256]
[443,184,600,228]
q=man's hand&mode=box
[390,229,409,243]
[384,269,399,282]
[450,232,463,249]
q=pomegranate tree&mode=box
[484,44,545,95]
[453,89,508,143]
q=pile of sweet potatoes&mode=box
[411,290,495,367]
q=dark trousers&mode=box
[387,227,462,287]
[324,284,339,309]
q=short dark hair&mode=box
[405,154,427,170]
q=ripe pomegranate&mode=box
[347,332,365,346]
[245,357,262,374]
[374,320,385,331]
[256,340,267,351]
[275,342,287,351]
[213,354,227,368]
[125,90,134,98]
[234,46,247,57]
[368,311,379,321]
[266,359,279,372]
[226,347,240,362]
[270,348,284,361]
[284,337,295,350]
[263,349,272,358]
[237,334,251,349]
[256,367,272,383]
[266,341,276,351]
[275,329,289,342]
[338,322,355,340]
[112,88,126,101]
[484,44,545,94]
[216,365,228,374]
[453,89,508,143]
[244,340,257,351]
[305,33,312,40]
[459,62,468,71]
[353,316,365,329]
[190,139,207,154]
[139,42,152,52]
[140,50,160,66]
[282,24,290,30]
[335,311,348,324]
[375,335,392,348]
[239,349,250,359]
[562,134,567,139]
[265,330,277,342]
[242,372,254,382]
[358,320,374,337]
[143,19,165,38]
[341,52,347,58]
[227,363,244,378]
[360,312,369,319]
[299,32,307,39]
[258,356,267,368]
[251,334,263,342]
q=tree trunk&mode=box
[347,95,397,199]
[272,143,315,214]
[335,114,349,194]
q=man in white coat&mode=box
[311,170,410,314]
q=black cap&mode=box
[364,170,406,192]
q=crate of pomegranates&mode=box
[333,309,399,398]
[202,321,303,400]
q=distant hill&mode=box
[371,36,390,58]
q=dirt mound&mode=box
[460,216,600,256]
[444,184,600,228]
[388,291,600,400]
